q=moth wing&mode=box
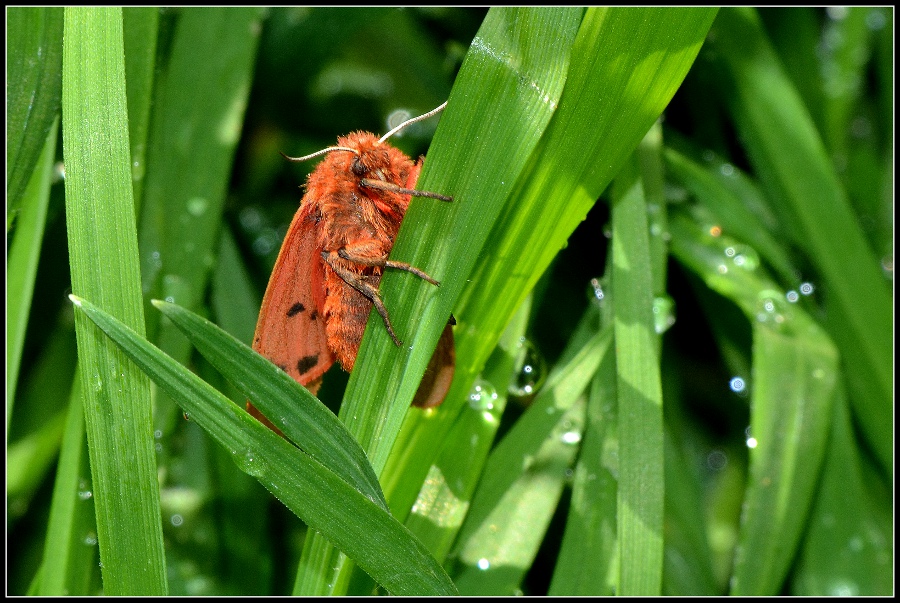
[411,321,455,409]
[252,202,335,393]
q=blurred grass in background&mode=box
[7,6,893,596]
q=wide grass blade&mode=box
[611,155,666,595]
[61,7,166,594]
[296,7,584,594]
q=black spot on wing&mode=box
[309,310,318,321]
[287,302,305,317]
[297,354,319,375]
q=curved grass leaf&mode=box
[669,213,837,595]
[452,314,610,594]
[711,7,891,473]
[151,299,386,510]
[69,295,457,596]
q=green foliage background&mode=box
[6,6,893,596]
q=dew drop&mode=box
[560,431,581,445]
[233,449,267,478]
[186,197,209,217]
[755,290,791,328]
[707,449,728,470]
[508,338,546,397]
[724,244,759,271]
[652,295,676,334]
[588,277,605,307]
[729,376,747,394]
[468,379,498,411]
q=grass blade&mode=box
[711,7,891,472]
[7,117,58,426]
[6,7,63,217]
[61,7,166,594]
[152,299,386,509]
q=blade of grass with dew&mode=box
[454,398,586,595]
[152,299,386,510]
[379,7,718,536]
[7,6,63,220]
[711,7,891,474]
[295,7,584,595]
[346,5,584,476]
[69,294,457,596]
[668,213,837,595]
[610,154,665,595]
[399,294,533,561]
[451,318,610,594]
[7,117,58,428]
[62,7,166,594]
[663,146,799,286]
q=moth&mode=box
[250,103,455,422]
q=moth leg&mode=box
[321,250,403,346]
[337,246,440,286]
[359,178,452,202]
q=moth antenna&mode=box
[379,101,448,143]
[281,146,358,163]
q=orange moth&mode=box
[250,103,455,423]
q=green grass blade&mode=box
[6,6,63,219]
[122,7,159,209]
[61,7,166,594]
[453,320,610,594]
[7,117,58,427]
[792,383,893,596]
[152,299,386,509]
[295,7,584,594]
[711,7,891,473]
[69,294,457,596]
[548,339,618,595]
[611,155,665,595]
[664,145,798,286]
[401,294,533,560]
[668,213,838,595]
[345,5,584,475]
[376,10,717,585]
[38,374,97,595]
